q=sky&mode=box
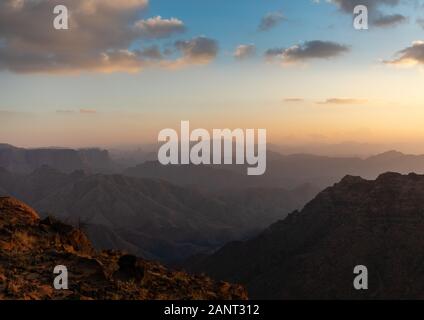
[2,0,424,151]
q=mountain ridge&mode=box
[186,172,424,299]
[124,150,424,190]
[0,196,247,300]
[0,144,118,174]
[0,166,314,262]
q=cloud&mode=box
[317,98,367,105]
[417,18,424,29]
[258,12,285,31]
[329,0,407,27]
[134,16,185,39]
[80,109,97,114]
[265,40,349,64]
[233,44,256,60]
[57,109,97,114]
[172,37,219,66]
[139,46,163,60]
[284,98,304,102]
[0,0,217,74]
[79,0,149,11]
[384,41,424,66]
[330,0,400,13]
[0,110,25,117]
[373,14,407,27]
[56,110,75,114]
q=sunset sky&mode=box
[2,0,424,150]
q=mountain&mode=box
[124,151,424,191]
[8,142,424,193]
[214,184,318,227]
[187,172,424,299]
[109,146,158,167]
[0,197,247,300]
[0,167,314,263]
[218,151,424,190]
[124,161,253,192]
[0,144,118,174]
[269,142,390,157]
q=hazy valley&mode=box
[3,144,424,299]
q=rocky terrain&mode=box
[188,172,424,299]
[0,197,247,300]
[0,144,117,174]
[125,150,424,191]
[0,166,315,262]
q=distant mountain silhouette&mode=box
[0,144,118,174]
[0,167,314,263]
[109,146,158,167]
[124,150,424,191]
[218,151,424,189]
[187,172,424,299]
[270,142,390,157]
[0,197,247,300]
[124,161,254,192]
[6,142,424,193]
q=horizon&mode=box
[3,140,424,159]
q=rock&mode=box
[188,173,424,299]
[0,197,247,300]
[113,254,145,282]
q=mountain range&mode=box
[5,143,424,299]
[124,150,424,191]
[187,172,424,299]
[6,143,424,192]
[0,143,118,174]
[0,166,315,262]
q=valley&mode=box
[3,144,424,299]
[0,160,315,263]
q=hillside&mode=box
[0,144,117,174]
[187,172,424,299]
[125,151,424,190]
[0,167,315,262]
[0,197,247,300]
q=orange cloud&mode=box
[284,98,304,102]
[80,109,97,114]
[317,98,367,105]
[0,0,217,74]
[384,41,424,66]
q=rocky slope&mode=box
[187,172,424,299]
[0,144,117,174]
[0,166,315,262]
[211,151,424,189]
[0,197,247,300]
